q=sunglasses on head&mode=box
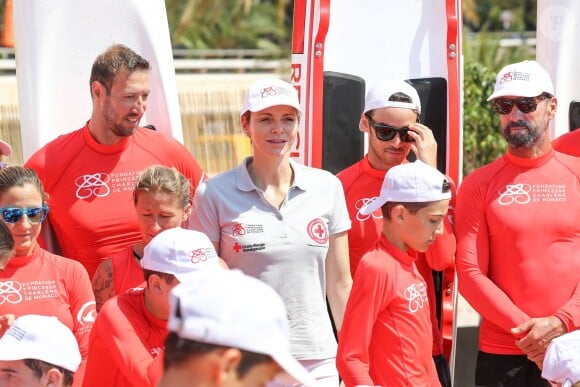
[492,94,551,115]
[365,114,415,142]
[0,205,49,224]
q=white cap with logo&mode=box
[168,268,318,386]
[359,160,451,216]
[141,227,220,282]
[487,60,554,101]
[542,330,580,387]
[240,78,302,116]
[364,79,421,114]
[0,314,81,372]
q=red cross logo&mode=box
[307,218,328,244]
[233,242,242,253]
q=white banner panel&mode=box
[537,0,580,137]
[324,0,448,87]
[13,0,182,160]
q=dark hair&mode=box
[90,44,150,95]
[367,91,420,122]
[143,269,177,284]
[23,359,74,387]
[133,166,190,209]
[163,332,274,377]
[0,166,47,202]
[0,221,14,262]
[381,201,432,220]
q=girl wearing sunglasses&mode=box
[91,165,193,312]
[0,166,96,385]
[191,78,352,386]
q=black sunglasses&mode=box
[492,94,551,115]
[0,205,49,224]
[365,114,415,142]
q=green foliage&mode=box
[464,0,536,32]
[462,60,505,176]
[165,0,290,52]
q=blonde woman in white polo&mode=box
[191,78,352,387]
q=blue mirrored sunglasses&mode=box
[0,205,49,224]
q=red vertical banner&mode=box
[446,0,462,185]
[309,0,330,168]
[290,0,330,167]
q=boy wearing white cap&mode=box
[0,314,81,387]
[82,227,220,387]
[336,160,451,387]
[336,79,455,386]
[456,60,580,386]
[159,268,317,387]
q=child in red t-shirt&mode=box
[337,160,451,387]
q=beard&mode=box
[103,100,140,138]
[502,120,543,148]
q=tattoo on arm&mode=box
[91,259,115,312]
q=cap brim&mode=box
[0,341,28,361]
[272,352,318,386]
[242,99,303,116]
[487,88,547,101]
[358,196,383,216]
[173,265,220,283]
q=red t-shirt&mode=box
[337,236,442,387]
[25,123,205,277]
[337,155,456,355]
[82,287,166,387]
[0,246,96,387]
[456,150,580,354]
[552,129,580,156]
[111,247,145,295]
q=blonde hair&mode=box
[133,166,190,209]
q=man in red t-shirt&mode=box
[82,227,220,387]
[456,60,580,387]
[25,44,206,278]
[337,79,455,387]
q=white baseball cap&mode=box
[141,227,219,281]
[487,60,554,101]
[542,330,580,387]
[364,79,421,114]
[0,314,81,372]
[0,140,12,156]
[240,78,302,116]
[359,160,451,216]
[168,269,318,386]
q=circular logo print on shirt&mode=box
[77,301,97,325]
[307,218,329,244]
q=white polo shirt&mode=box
[191,157,351,359]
